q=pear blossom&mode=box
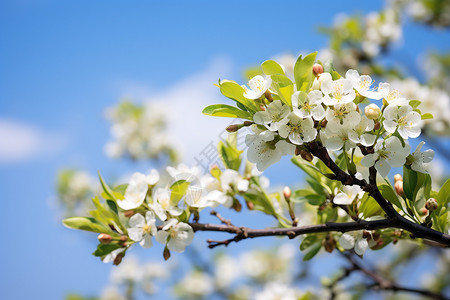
[348,116,376,146]
[333,185,364,205]
[127,212,157,248]
[118,172,149,210]
[383,104,421,139]
[253,100,290,131]
[361,136,411,178]
[345,69,381,99]
[155,219,194,252]
[149,188,183,221]
[339,232,368,256]
[320,125,356,151]
[278,113,317,145]
[378,82,408,105]
[185,186,211,209]
[410,141,434,173]
[325,102,361,128]
[321,77,356,105]
[242,75,272,99]
[291,90,326,120]
[255,282,300,300]
[166,164,201,183]
[245,131,295,171]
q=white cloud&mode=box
[0,119,67,164]
[119,56,239,167]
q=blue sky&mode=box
[1,1,449,299]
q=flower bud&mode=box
[300,149,314,162]
[420,207,428,216]
[232,199,242,212]
[321,119,328,128]
[374,121,380,131]
[264,90,273,102]
[163,247,171,261]
[246,200,254,210]
[323,234,336,253]
[425,198,438,212]
[243,121,254,127]
[113,252,124,265]
[259,105,266,111]
[226,124,240,132]
[394,174,403,183]
[124,210,135,218]
[364,103,381,120]
[394,180,404,196]
[98,233,112,244]
[283,186,291,201]
[313,64,324,76]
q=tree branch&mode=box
[306,141,450,246]
[345,253,450,300]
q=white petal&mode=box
[129,213,146,228]
[339,233,355,249]
[128,227,144,242]
[139,234,153,248]
[375,160,391,178]
[354,238,369,256]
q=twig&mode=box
[345,253,450,300]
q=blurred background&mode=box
[1,0,449,299]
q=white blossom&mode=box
[361,136,411,178]
[118,172,149,210]
[339,232,368,256]
[242,75,272,99]
[292,90,326,120]
[255,282,300,300]
[155,219,194,252]
[333,185,364,205]
[149,188,183,221]
[348,116,376,146]
[383,104,421,139]
[102,248,125,264]
[253,100,290,131]
[378,82,408,105]
[278,113,317,145]
[325,102,361,128]
[410,141,434,173]
[127,212,157,248]
[321,125,356,151]
[345,69,381,99]
[321,77,356,105]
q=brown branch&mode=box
[306,141,450,246]
[345,253,450,300]
[191,218,397,248]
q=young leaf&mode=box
[379,184,402,210]
[261,60,285,75]
[219,80,259,112]
[294,52,317,92]
[93,244,122,257]
[303,242,322,261]
[421,113,434,120]
[403,166,417,202]
[63,217,108,233]
[202,104,253,120]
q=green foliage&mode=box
[261,60,285,75]
[63,217,109,233]
[92,243,122,257]
[271,74,294,107]
[294,52,317,92]
[202,104,253,120]
[217,133,243,171]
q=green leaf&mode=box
[219,80,259,112]
[271,74,294,107]
[202,104,253,120]
[92,243,122,257]
[261,60,285,75]
[403,166,417,202]
[437,179,450,209]
[300,235,318,250]
[421,113,434,120]
[379,184,402,210]
[218,138,243,171]
[294,52,317,92]
[303,242,321,261]
[170,180,190,205]
[409,100,421,108]
[63,217,108,233]
[98,172,120,201]
[359,194,383,218]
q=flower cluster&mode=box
[104,100,178,162]
[223,58,433,179]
